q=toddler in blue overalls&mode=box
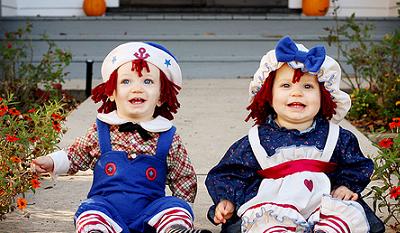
[33,42,211,233]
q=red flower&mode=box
[389,122,397,130]
[0,97,2,102]
[28,136,38,143]
[52,83,62,90]
[27,108,36,113]
[378,138,393,149]
[23,115,32,122]
[6,135,20,142]
[31,179,41,189]
[393,117,400,122]
[7,42,12,49]
[390,186,400,199]
[51,113,63,121]
[0,104,8,111]
[8,108,21,116]
[10,156,21,163]
[17,197,27,210]
[52,121,61,132]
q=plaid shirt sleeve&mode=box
[66,123,100,175]
[166,133,197,203]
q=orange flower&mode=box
[393,117,400,122]
[17,197,27,210]
[390,186,400,199]
[8,108,21,116]
[31,179,41,189]
[6,134,20,142]
[10,156,21,163]
[378,138,394,149]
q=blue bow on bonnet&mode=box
[275,36,326,73]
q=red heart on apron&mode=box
[304,179,313,191]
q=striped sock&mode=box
[76,213,117,233]
[153,209,193,233]
[165,224,212,233]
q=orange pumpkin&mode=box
[83,0,107,16]
[302,0,330,16]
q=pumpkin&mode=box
[83,0,107,16]
[302,0,330,16]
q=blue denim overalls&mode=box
[75,119,193,233]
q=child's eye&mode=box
[304,84,314,89]
[281,83,291,88]
[121,79,130,85]
[144,79,154,85]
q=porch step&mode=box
[0,15,398,90]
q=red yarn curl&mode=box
[91,59,181,120]
[246,69,337,125]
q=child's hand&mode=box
[214,199,235,224]
[31,156,54,174]
[331,186,358,201]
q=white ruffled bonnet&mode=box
[249,36,351,123]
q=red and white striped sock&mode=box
[76,211,121,233]
[314,214,350,233]
[151,208,193,233]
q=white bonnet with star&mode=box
[249,36,351,123]
[101,42,182,87]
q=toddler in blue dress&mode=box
[206,36,374,233]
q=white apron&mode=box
[237,122,370,233]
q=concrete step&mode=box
[0,16,398,89]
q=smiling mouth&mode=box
[129,98,145,104]
[288,102,305,108]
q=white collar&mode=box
[97,111,172,133]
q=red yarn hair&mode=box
[246,68,337,125]
[91,59,181,120]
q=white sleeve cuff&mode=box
[49,150,70,175]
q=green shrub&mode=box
[348,88,379,120]
[367,118,400,231]
[0,23,71,218]
[0,23,73,111]
[323,8,400,127]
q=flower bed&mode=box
[0,23,73,219]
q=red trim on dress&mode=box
[257,159,337,179]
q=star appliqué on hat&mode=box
[164,59,171,67]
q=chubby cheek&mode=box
[309,95,321,113]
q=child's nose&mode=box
[290,88,303,97]
[130,82,143,92]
